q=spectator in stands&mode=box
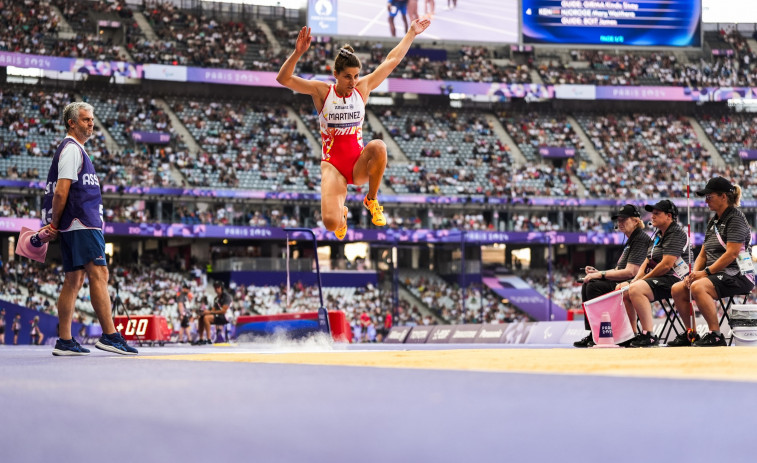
[0,308,5,344]
[178,310,193,344]
[670,177,754,347]
[359,309,372,342]
[177,283,190,314]
[12,314,21,345]
[196,280,231,345]
[177,284,192,343]
[30,315,43,345]
[574,204,651,347]
[276,19,430,240]
[43,102,137,356]
[381,308,393,341]
[620,200,690,347]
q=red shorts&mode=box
[322,137,363,185]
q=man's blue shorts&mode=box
[60,229,107,272]
[388,0,408,17]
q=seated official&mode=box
[670,177,754,347]
[620,200,690,348]
[574,204,651,347]
[195,281,231,345]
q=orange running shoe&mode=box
[363,195,386,226]
[334,206,348,240]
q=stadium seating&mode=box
[575,113,714,198]
[137,2,270,70]
[378,107,505,195]
[82,90,177,187]
[0,1,61,56]
[168,97,318,190]
[0,85,109,181]
[400,270,527,324]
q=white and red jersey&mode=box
[319,85,365,162]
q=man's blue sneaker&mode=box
[95,332,138,355]
[52,338,91,356]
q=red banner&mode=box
[114,315,171,343]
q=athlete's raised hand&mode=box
[295,26,312,55]
[410,17,431,36]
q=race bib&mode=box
[672,257,690,279]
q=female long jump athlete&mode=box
[276,18,431,239]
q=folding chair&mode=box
[657,298,686,344]
[718,293,751,346]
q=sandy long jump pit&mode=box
[140,345,757,383]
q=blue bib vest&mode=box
[42,138,103,231]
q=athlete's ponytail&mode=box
[334,45,361,74]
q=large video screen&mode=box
[703,0,757,23]
[307,0,518,43]
[522,0,701,47]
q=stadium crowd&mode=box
[402,272,529,325]
[576,113,712,199]
[539,29,756,87]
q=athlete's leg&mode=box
[354,140,388,226]
[321,162,348,231]
[352,140,387,199]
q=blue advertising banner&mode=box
[558,321,591,344]
[483,276,567,321]
[474,324,508,343]
[4,215,756,246]
[0,51,142,77]
[406,326,435,343]
[4,179,748,207]
[525,321,571,344]
[427,326,455,343]
[384,326,412,343]
[739,149,757,160]
[539,146,576,158]
[131,131,171,144]
[449,325,483,343]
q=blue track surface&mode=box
[0,344,752,463]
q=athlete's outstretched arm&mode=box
[277,27,328,98]
[361,18,431,92]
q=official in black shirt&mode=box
[197,281,232,345]
[670,177,754,347]
[623,199,690,347]
[574,204,651,347]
